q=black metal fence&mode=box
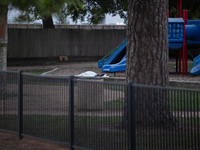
[0,70,200,150]
[133,84,200,150]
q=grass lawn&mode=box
[169,89,200,111]
[0,114,127,150]
[0,114,199,150]
[24,69,53,75]
[169,62,193,69]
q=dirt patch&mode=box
[7,61,125,77]
[5,61,197,82]
[7,60,200,82]
[0,131,71,150]
[169,73,200,82]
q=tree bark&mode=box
[126,0,169,85]
[42,16,55,29]
[123,0,175,128]
[0,6,7,71]
[0,5,7,94]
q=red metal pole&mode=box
[168,10,169,18]
[180,0,183,74]
[185,10,188,74]
[176,52,178,73]
[180,0,182,17]
[176,0,180,73]
[176,0,179,18]
[182,10,187,75]
[177,0,183,73]
[182,10,185,75]
[179,50,181,73]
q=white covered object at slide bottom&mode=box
[75,71,97,77]
[75,71,109,77]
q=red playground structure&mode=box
[173,0,188,75]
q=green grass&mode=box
[169,90,200,111]
[135,133,199,150]
[0,92,17,100]
[6,73,70,86]
[0,114,127,149]
[169,62,193,69]
[104,84,125,92]
[104,98,124,109]
[102,88,200,111]
[24,69,52,75]
[1,114,199,149]
[0,115,123,132]
[75,116,122,125]
[177,117,200,126]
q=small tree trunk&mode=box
[0,6,7,95]
[123,0,175,128]
[0,7,7,71]
[0,6,7,118]
[42,16,54,29]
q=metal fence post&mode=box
[128,81,136,150]
[69,76,75,150]
[18,69,23,140]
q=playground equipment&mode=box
[99,0,200,75]
[190,54,200,75]
[98,39,126,68]
[102,55,126,72]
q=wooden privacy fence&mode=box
[7,27,126,59]
[7,24,200,59]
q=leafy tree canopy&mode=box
[1,0,200,25]
[67,0,200,24]
[66,0,127,24]
[6,0,83,23]
[169,0,200,19]
[2,0,127,24]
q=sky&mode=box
[7,8,126,25]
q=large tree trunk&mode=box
[42,16,54,29]
[123,0,175,128]
[126,0,169,85]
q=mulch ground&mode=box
[0,131,71,150]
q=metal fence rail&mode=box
[0,70,200,150]
[73,79,128,150]
[0,70,18,134]
[132,84,200,150]
[21,73,70,144]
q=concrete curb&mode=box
[40,73,200,89]
[41,68,59,75]
[103,77,200,89]
[169,80,200,89]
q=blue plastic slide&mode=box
[190,54,200,75]
[102,55,126,72]
[98,39,127,68]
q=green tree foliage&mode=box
[67,0,200,24]
[66,0,127,24]
[2,0,200,27]
[169,0,200,19]
[9,0,83,27]
[0,0,83,28]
